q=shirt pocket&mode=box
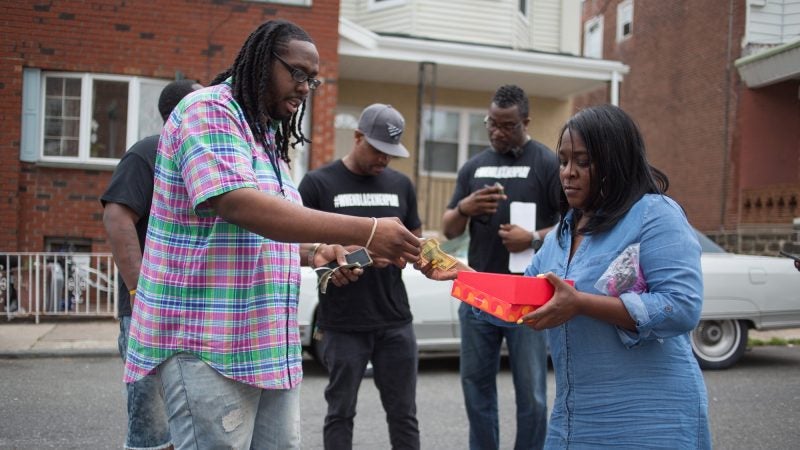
[577,251,621,294]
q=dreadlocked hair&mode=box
[210,19,313,163]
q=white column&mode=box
[610,70,621,106]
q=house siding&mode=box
[341,0,568,52]
[748,0,800,44]
[788,1,800,36]
[340,0,358,17]
[0,0,340,253]
[345,1,415,34]
[413,1,513,47]
[530,0,562,52]
[749,0,786,44]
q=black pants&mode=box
[321,323,420,450]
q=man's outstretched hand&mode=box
[367,218,421,266]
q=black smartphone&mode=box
[779,250,800,263]
[324,247,373,270]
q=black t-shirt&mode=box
[447,139,561,274]
[298,160,422,332]
[99,135,158,317]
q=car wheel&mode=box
[690,319,748,370]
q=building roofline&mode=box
[735,39,800,88]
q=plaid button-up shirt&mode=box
[124,80,303,389]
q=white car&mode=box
[298,232,800,370]
[692,232,800,369]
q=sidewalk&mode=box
[0,319,119,358]
[0,319,797,358]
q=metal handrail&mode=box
[0,252,118,323]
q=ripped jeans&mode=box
[158,353,301,450]
[118,316,171,450]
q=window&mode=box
[617,0,633,42]
[583,16,604,58]
[43,77,81,157]
[420,108,490,176]
[22,70,169,165]
[334,110,360,161]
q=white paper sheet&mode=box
[509,201,537,273]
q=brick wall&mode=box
[576,0,800,254]
[0,0,341,252]
[740,183,800,225]
[17,167,108,251]
[577,0,745,232]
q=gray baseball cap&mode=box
[357,103,409,158]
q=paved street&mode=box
[0,345,798,448]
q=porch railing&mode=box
[0,253,118,323]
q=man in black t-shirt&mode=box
[298,103,422,450]
[441,85,561,450]
[100,79,201,450]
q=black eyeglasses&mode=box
[272,52,322,90]
[484,116,522,133]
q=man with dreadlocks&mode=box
[123,20,421,449]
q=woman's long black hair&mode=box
[556,104,669,239]
[210,19,312,163]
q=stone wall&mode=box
[706,220,800,257]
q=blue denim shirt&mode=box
[526,194,711,449]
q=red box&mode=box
[451,271,572,323]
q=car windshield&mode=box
[693,229,728,254]
[436,227,729,257]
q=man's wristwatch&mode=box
[530,231,543,251]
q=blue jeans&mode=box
[118,316,171,450]
[159,353,301,449]
[320,323,420,449]
[459,302,548,450]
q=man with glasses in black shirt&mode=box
[441,84,561,450]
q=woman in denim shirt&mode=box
[518,104,710,449]
[419,105,710,449]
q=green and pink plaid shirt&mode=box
[124,80,303,389]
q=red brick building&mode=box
[577,0,800,254]
[0,0,340,253]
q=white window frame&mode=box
[419,106,490,179]
[616,0,634,42]
[36,72,168,167]
[583,15,604,58]
[368,0,408,11]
